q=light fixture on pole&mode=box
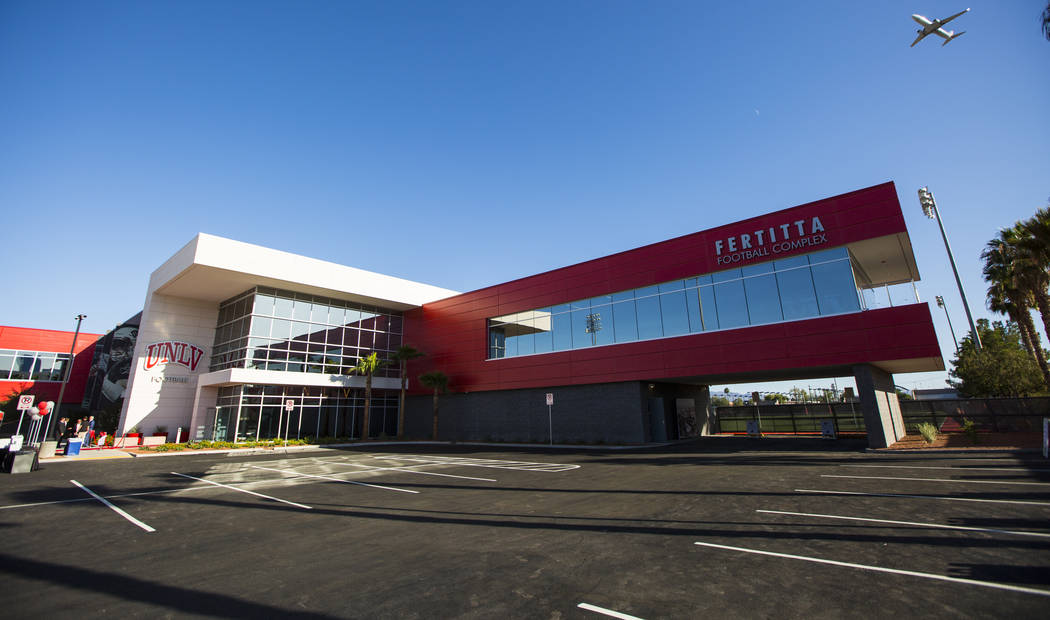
[918,187,981,350]
[45,314,86,443]
[935,295,959,353]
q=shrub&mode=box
[962,418,979,445]
[917,422,939,444]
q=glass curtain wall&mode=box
[488,247,863,359]
[214,385,400,441]
[0,350,71,381]
[210,287,403,377]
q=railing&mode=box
[713,397,1050,436]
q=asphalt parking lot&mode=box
[2,440,1048,619]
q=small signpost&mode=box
[284,400,295,445]
[14,394,35,438]
[545,393,554,445]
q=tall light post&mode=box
[935,295,959,353]
[45,314,86,442]
[918,187,981,350]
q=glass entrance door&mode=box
[213,407,233,442]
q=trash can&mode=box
[39,440,58,459]
[64,439,83,456]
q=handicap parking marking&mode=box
[248,465,419,494]
[756,509,1050,539]
[693,540,1050,598]
[70,480,156,533]
[371,454,580,472]
[319,460,497,482]
[171,472,313,509]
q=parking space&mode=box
[1,443,1048,618]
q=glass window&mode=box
[812,259,861,315]
[698,286,718,330]
[250,316,272,338]
[271,319,292,341]
[807,247,848,265]
[660,291,690,336]
[570,303,593,348]
[509,315,535,355]
[776,265,820,320]
[612,300,638,343]
[11,354,34,380]
[51,357,69,381]
[32,355,54,380]
[308,326,327,343]
[713,278,749,329]
[254,294,275,317]
[0,353,13,380]
[291,321,311,340]
[743,272,783,325]
[686,287,704,333]
[533,309,554,353]
[292,298,311,321]
[552,311,572,351]
[274,296,294,318]
[635,289,663,340]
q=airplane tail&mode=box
[942,30,965,46]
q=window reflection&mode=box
[486,246,867,359]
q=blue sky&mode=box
[2,2,1048,393]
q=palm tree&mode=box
[1017,207,1050,339]
[982,230,1050,389]
[418,371,448,441]
[391,345,424,439]
[351,352,387,439]
[1043,1,1050,41]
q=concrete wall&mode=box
[853,363,905,448]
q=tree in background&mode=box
[391,345,424,439]
[419,371,448,440]
[981,219,1050,389]
[351,352,387,439]
[949,319,1045,397]
[763,393,788,404]
[1043,2,1050,41]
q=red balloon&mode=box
[38,402,49,415]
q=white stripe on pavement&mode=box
[325,461,497,482]
[171,472,313,509]
[577,602,646,619]
[841,464,1050,473]
[70,480,155,533]
[694,541,1050,598]
[821,474,1050,487]
[756,509,1050,539]
[796,488,1050,507]
[249,465,419,494]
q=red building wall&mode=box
[0,326,102,405]
[404,182,942,392]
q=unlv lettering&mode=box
[144,341,205,372]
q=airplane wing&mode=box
[938,8,970,27]
[910,32,928,47]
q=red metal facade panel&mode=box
[0,326,102,404]
[404,183,942,393]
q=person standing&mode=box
[86,416,96,445]
[55,417,68,443]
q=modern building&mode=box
[0,325,101,432]
[115,181,943,448]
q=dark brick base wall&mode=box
[404,381,710,444]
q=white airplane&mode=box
[910,8,970,47]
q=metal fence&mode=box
[713,397,1050,436]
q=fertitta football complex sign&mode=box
[143,341,205,372]
[713,216,827,266]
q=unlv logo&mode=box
[144,341,204,372]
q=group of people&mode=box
[54,415,108,447]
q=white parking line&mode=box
[694,541,1050,598]
[324,461,497,482]
[797,488,1050,507]
[71,480,155,533]
[249,465,419,494]
[171,472,313,509]
[821,475,1050,487]
[578,602,646,619]
[757,509,1050,539]
[839,466,1050,477]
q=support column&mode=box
[853,364,905,449]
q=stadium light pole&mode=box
[935,295,959,354]
[45,314,86,442]
[918,187,981,350]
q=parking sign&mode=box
[17,395,35,411]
